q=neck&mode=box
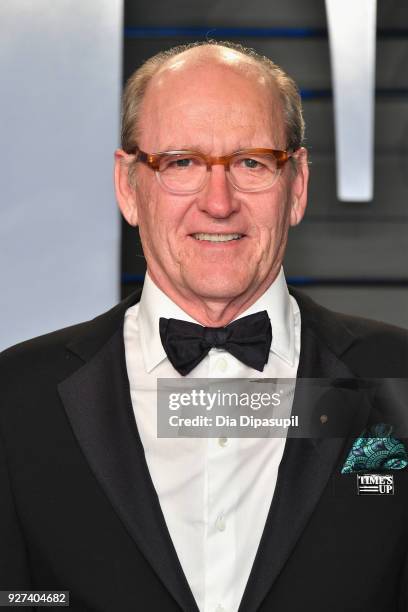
[147,267,281,327]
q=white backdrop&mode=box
[325,0,377,201]
[0,1,122,350]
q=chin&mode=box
[182,270,253,301]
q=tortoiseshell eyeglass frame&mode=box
[129,147,294,172]
[127,147,297,193]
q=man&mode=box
[1,41,407,612]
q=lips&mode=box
[191,232,244,242]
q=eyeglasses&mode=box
[129,147,296,194]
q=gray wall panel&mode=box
[125,38,408,90]
[124,38,332,88]
[377,40,408,88]
[306,156,408,217]
[299,286,408,329]
[125,0,326,28]
[285,219,408,277]
[304,100,408,153]
[125,0,408,29]
[378,0,408,26]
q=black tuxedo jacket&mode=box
[1,288,408,612]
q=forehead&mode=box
[138,50,286,151]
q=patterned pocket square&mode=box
[341,423,408,474]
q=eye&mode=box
[232,154,276,174]
[242,158,262,169]
[234,156,270,172]
[160,155,199,172]
[173,158,192,168]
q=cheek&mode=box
[251,197,292,259]
[137,187,189,259]
[253,200,289,238]
[136,183,165,253]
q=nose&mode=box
[197,164,239,218]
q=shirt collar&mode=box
[133,268,296,373]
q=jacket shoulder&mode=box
[290,287,408,376]
[330,309,408,376]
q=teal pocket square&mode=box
[341,424,408,474]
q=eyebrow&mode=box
[156,143,259,153]
[157,144,208,152]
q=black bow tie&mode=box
[159,311,272,376]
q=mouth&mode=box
[191,232,244,243]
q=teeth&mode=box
[193,233,243,242]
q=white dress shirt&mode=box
[123,268,301,612]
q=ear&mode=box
[289,147,309,227]
[114,149,139,227]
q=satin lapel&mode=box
[238,324,371,612]
[58,328,199,612]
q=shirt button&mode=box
[218,437,228,448]
[215,606,226,612]
[215,513,226,532]
[215,357,228,372]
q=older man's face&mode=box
[117,51,308,312]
